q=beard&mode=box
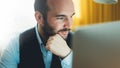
[41,20,71,40]
[42,22,56,38]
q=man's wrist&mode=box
[61,49,72,59]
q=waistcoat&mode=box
[18,28,72,68]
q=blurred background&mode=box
[0,0,120,53]
[72,0,120,30]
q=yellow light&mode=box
[73,0,81,18]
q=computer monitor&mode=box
[72,21,120,68]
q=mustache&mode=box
[57,28,71,33]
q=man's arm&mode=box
[0,36,19,68]
[46,34,72,68]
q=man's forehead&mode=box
[47,0,68,3]
[47,0,74,11]
[47,0,73,7]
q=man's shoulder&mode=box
[20,27,35,36]
[19,27,38,46]
[67,32,73,39]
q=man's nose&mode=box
[63,18,72,28]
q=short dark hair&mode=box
[34,0,48,16]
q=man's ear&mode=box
[35,11,44,25]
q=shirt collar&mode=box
[35,25,43,45]
[35,25,48,54]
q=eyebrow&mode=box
[55,15,66,17]
[55,12,76,17]
[72,12,75,16]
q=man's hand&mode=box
[46,34,71,58]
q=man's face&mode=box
[42,0,75,39]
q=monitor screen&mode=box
[72,21,120,68]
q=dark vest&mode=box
[18,28,72,68]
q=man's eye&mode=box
[56,17,64,20]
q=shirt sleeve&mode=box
[61,51,73,68]
[0,35,19,68]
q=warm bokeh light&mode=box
[72,0,81,30]
[73,0,81,18]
